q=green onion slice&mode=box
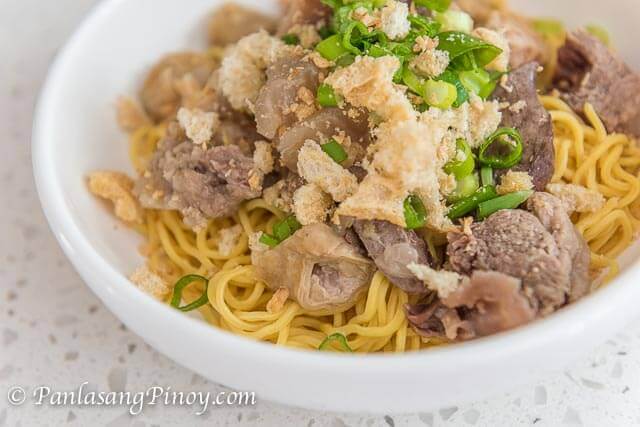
[259,233,280,248]
[447,173,480,203]
[477,190,534,219]
[281,34,300,45]
[478,127,524,169]
[316,34,350,60]
[434,10,474,33]
[447,185,498,220]
[321,138,348,163]
[414,0,451,13]
[444,138,474,179]
[408,15,442,37]
[273,215,302,242]
[532,18,565,38]
[342,21,370,55]
[585,24,611,46]
[404,195,428,229]
[319,333,353,352]
[317,84,341,107]
[437,70,469,107]
[402,66,427,97]
[170,274,210,312]
[438,31,503,71]
[459,69,491,96]
[424,79,457,109]
[480,166,494,187]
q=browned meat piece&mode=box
[252,223,375,310]
[406,270,535,341]
[491,62,554,190]
[140,53,218,122]
[526,192,591,301]
[254,56,321,139]
[277,0,332,36]
[553,30,640,137]
[353,220,432,294]
[277,107,370,172]
[486,11,549,69]
[208,4,277,46]
[135,123,260,230]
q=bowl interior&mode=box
[33,0,640,413]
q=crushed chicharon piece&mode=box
[546,183,605,213]
[508,100,527,113]
[472,27,510,72]
[407,263,462,298]
[413,35,438,53]
[410,48,450,78]
[116,97,151,132]
[380,0,411,40]
[88,171,143,223]
[253,140,275,175]
[496,171,534,195]
[129,265,171,300]
[218,224,243,256]
[266,287,290,313]
[293,183,333,225]
[219,30,297,111]
[324,56,414,122]
[177,107,220,147]
[297,140,358,202]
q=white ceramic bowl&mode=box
[33,0,640,413]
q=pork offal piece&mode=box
[554,30,640,138]
[353,220,432,294]
[252,223,375,310]
[208,3,277,46]
[277,0,332,37]
[491,62,554,190]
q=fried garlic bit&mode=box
[88,171,143,223]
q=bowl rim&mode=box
[31,0,640,376]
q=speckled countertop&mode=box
[2,1,640,426]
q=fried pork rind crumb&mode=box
[496,171,534,195]
[324,56,414,122]
[217,224,243,256]
[249,140,275,191]
[116,97,151,133]
[129,265,171,300]
[407,263,463,298]
[410,48,450,79]
[88,171,143,223]
[380,0,411,40]
[266,287,290,313]
[546,183,605,214]
[219,30,297,112]
[472,27,510,72]
[297,140,358,202]
[293,183,333,225]
[177,107,220,147]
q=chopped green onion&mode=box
[321,138,348,163]
[434,10,474,33]
[402,66,427,96]
[477,190,534,219]
[408,15,442,37]
[447,173,480,203]
[414,0,451,13]
[281,34,300,45]
[273,215,302,242]
[437,70,469,107]
[335,53,356,67]
[480,166,494,187]
[342,21,370,55]
[424,79,457,109]
[586,24,611,46]
[317,84,341,107]
[319,333,353,352]
[170,274,209,312]
[438,31,503,71]
[459,69,491,95]
[316,34,350,60]
[259,233,280,248]
[444,138,474,179]
[404,195,428,229]
[447,185,497,220]
[532,18,565,37]
[318,25,334,40]
[478,127,524,169]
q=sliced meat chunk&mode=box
[208,4,276,46]
[553,30,640,137]
[135,123,260,230]
[255,56,321,139]
[353,220,432,294]
[486,11,549,69]
[491,62,554,190]
[406,270,535,341]
[252,223,375,310]
[277,0,332,36]
[277,107,370,172]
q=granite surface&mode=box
[2,0,640,425]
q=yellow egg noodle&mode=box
[124,96,640,353]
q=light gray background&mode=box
[1,1,640,425]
